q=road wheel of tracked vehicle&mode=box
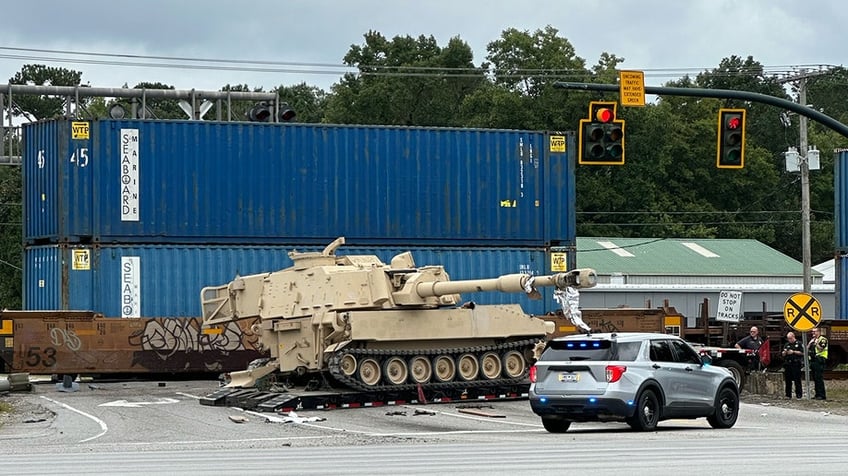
[358,358,382,387]
[383,356,409,385]
[339,354,358,377]
[457,353,480,381]
[409,355,433,384]
[502,350,527,379]
[480,352,503,380]
[432,355,457,383]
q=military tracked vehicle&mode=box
[201,237,596,394]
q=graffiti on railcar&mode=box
[2,311,264,375]
[49,327,83,351]
[130,317,260,358]
[127,317,263,372]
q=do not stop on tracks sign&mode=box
[783,292,822,332]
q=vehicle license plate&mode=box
[558,372,579,382]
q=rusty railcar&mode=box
[0,310,262,376]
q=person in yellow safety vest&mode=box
[808,327,829,400]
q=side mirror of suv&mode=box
[700,354,713,365]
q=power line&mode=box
[0,46,840,81]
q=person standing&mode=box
[781,331,803,399]
[735,326,764,370]
[808,327,829,400]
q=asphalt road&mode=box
[3,379,848,475]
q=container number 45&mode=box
[69,147,89,167]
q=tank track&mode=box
[327,338,538,393]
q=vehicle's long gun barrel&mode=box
[415,270,597,299]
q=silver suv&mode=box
[529,333,739,433]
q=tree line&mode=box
[2,25,847,309]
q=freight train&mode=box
[10,305,839,377]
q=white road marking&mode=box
[40,396,109,443]
[98,397,180,408]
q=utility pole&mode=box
[778,67,830,294]
[778,67,829,400]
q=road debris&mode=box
[244,410,327,424]
[457,408,506,418]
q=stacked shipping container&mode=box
[835,150,848,319]
[23,119,578,317]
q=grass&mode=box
[0,400,11,428]
[827,388,848,400]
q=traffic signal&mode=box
[578,101,625,165]
[247,101,297,122]
[717,108,746,168]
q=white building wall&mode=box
[579,287,835,328]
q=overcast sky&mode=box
[0,0,844,93]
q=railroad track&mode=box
[824,370,848,380]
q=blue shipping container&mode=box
[23,120,576,247]
[835,150,848,250]
[838,253,847,319]
[24,244,575,318]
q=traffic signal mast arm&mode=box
[555,81,848,139]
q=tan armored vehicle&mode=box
[201,238,596,391]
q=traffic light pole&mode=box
[557,80,846,400]
[553,82,848,139]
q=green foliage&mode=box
[0,166,22,309]
[80,97,109,119]
[8,64,84,120]
[274,82,328,123]
[5,28,848,316]
[325,31,486,126]
[214,84,264,121]
[103,82,185,120]
[486,25,587,97]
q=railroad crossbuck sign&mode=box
[783,292,822,332]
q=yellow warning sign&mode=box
[783,292,822,332]
[71,121,90,140]
[550,252,567,272]
[619,70,646,107]
[72,249,91,270]
[0,319,12,335]
[549,135,566,153]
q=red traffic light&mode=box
[726,116,741,130]
[717,109,746,169]
[595,107,613,123]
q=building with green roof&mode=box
[574,237,833,324]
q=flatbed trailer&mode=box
[199,382,531,412]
